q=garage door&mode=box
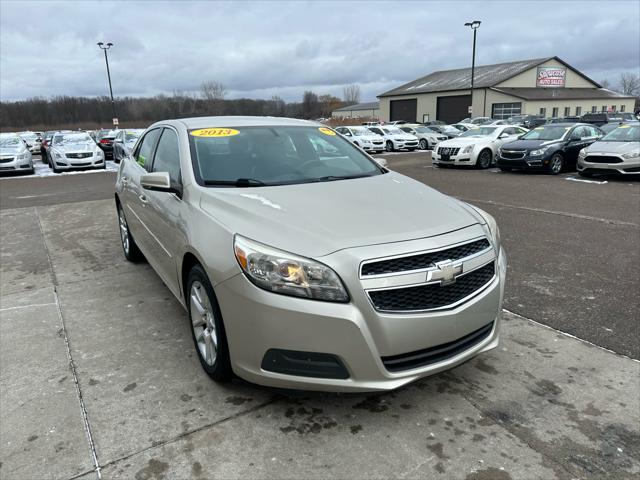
[390,99,417,122]
[436,95,472,124]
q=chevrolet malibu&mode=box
[115,116,506,392]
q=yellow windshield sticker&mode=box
[534,127,544,130]
[319,127,336,136]
[190,128,239,137]
[619,125,631,128]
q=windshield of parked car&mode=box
[460,126,497,137]
[125,130,144,142]
[53,133,94,145]
[521,126,568,141]
[351,127,377,136]
[98,130,117,139]
[189,126,384,187]
[19,133,37,141]
[601,125,640,142]
[0,136,22,147]
[383,127,404,135]
[413,127,431,133]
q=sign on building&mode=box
[536,67,566,88]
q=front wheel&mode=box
[187,265,233,382]
[385,141,394,152]
[548,154,564,175]
[419,139,428,150]
[477,149,493,169]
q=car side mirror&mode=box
[141,172,181,196]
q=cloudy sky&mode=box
[1,0,638,102]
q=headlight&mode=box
[17,152,29,160]
[622,150,639,159]
[530,146,549,156]
[96,149,104,159]
[54,150,65,159]
[578,149,587,158]
[462,144,474,154]
[233,235,349,302]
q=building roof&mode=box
[490,87,635,100]
[378,56,600,97]
[333,101,380,112]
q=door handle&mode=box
[139,194,148,204]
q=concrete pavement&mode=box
[1,199,638,480]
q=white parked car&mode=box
[432,125,528,169]
[0,133,34,174]
[17,131,42,154]
[334,126,385,153]
[460,117,493,125]
[399,125,448,150]
[367,126,419,152]
[48,131,106,173]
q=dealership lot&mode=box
[1,151,639,479]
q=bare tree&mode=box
[600,79,611,90]
[301,91,320,119]
[343,84,361,105]
[619,72,640,96]
[200,80,226,101]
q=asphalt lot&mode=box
[1,152,639,479]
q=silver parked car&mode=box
[577,123,640,177]
[0,133,34,174]
[115,116,506,392]
[113,128,145,163]
[48,131,106,173]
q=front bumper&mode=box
[496,154,547,170]
[0,157,33,172]
[577,155,640,175]
[396,141,419,150]
[432,150,474,165]
[214,236,507,392]
[53,155,105,170]
[362,142,385,152]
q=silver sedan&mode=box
[0,133,34,174]
[115,116,506,392]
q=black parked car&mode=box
[496,123,603,174]
[96,129,117,159]
[579,112,624,126]
[507,114,546,129]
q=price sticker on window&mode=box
[319,127,336,136]
[190,128,240,137]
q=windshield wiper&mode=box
[312,174,372,183]
[203,178,267,187]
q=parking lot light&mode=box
[464,21,481,115]
[97,42,117,124]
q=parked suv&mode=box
[497,123,603,174]
[580,112,624,127]
[577,124,640,177]
[114,116,506,392]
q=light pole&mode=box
[464,21,481,117]
[97,42,116,124]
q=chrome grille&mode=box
[438,147,460,156]
[66,152,93,159]
[500,149,526,160]
[361,238,490,276]
[585,155,623,164]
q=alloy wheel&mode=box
[190,281,218,366]
[385,141,393,152]
[479,150,491,169]
[419,139,427,150]
[118,208,130,254]
[550,155,563,174]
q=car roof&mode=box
[155,116,320,130]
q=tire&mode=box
[477,149,493,169]
[419,139,428,150]
[186,264,233,382]
[117,204,144,262]
[548,153,564,175]
[385,140,394,152]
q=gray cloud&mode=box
[1,0,638,102]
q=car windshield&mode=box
[383,127,404,134]
[0,136,22,147]
[19,133,37,140]
[351,127,375,136]
[460,126,497,137]
[414,127,430,133]
[601,125,640,142]
[54,133,94,145]
[98,130,117,138]
[189,126,384,187]
[521,126,568,141]
[125,130,144,142]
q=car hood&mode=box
[0,146,24,156]
[583,141,639,154]
[388,134,417,141]
[53,142,97,153]
[438,136,492,148]
[501,139,563,150]
[199,172,480,258]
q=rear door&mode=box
[121,128,162,261]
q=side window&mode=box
[152,129,181,187]
[134,129,161,170]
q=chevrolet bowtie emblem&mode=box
[428,260,463,286]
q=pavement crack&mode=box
[35,206,102,479]
[97,394,280,472]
